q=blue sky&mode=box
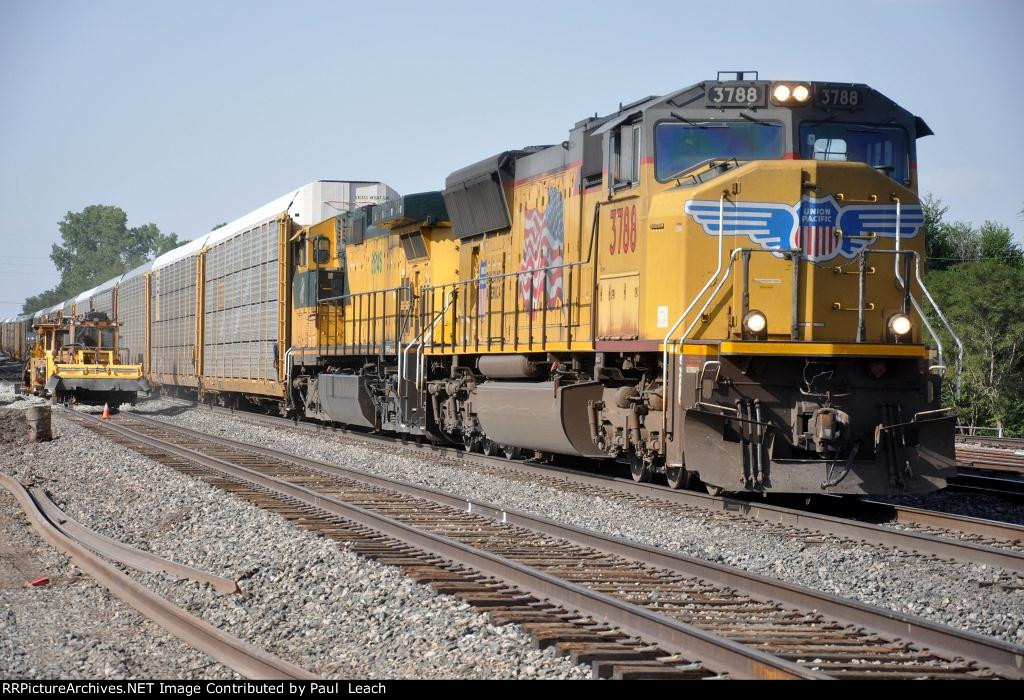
[1,0,1021,313]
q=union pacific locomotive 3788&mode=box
[1,74,962,496]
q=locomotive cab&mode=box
[624,76,958,494]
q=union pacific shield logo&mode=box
[684,196,924,264]
[796,197,839,262]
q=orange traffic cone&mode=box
[101,403,111,419]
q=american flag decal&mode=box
[520,187,564,311]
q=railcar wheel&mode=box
[481,439,498,457]
[629,454,652,483]
[665,465,696,490]
[503,445,521,460]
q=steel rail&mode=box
[78,412,829,679]
[31,487,239,594]
[857,498,1024,542]
[0,474,316,680]
[956,435,1024,449]
[109,412,1024,678]
[956,449,1024,473]
[166,402,1024,560]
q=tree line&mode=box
[923,195,1024,435]
[22,205,180,314]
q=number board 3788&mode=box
[704,82,767,108]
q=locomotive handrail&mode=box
[869,248,963,399]
[662,194,728,441]
[318,283,409,306]
[891,197,964,397]
[395,290,455,429]
[414,289,457,390]
[870,250,943,365]
[396,290,450,394]
[420,200,603,354]
[318,284,412,358]
[910,251,964,399]
[434,201,603,294]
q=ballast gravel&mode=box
[129,399,1024,646]
[0,488,237,680]
[0,406,591,680]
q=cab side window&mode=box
[612,123,641,189]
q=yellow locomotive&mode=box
[296,74,960,496]
[1,75,962,496]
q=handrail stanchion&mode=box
[662,194,727,445]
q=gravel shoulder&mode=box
[0,405,590,680]
[127,399,1024,646]
[0,476,237,679]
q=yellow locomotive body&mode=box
[292,76,958,495]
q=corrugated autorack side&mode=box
[8,76,963,497]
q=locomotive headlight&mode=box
[888,313,912,337]
[771,82,812,105]
[743,310,768,338]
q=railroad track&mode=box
[146,400,1024,574]
[64,408,1024,679]
[957,435,1024,451]
[950,441,1024,500]
[955,445,1024,475]
[0,473,315,680]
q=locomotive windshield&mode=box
[655,120,784,181]
[799,122,910,183]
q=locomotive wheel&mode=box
[629,454,652,483]
[503,445,521,460]
[665,465,696,490]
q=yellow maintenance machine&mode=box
[26,311,149,409]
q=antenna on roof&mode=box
[285,189,301,219]
[717,70,759,81]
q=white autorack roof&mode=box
[150,180,398,271]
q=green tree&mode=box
[922,194,978,270]
[22,205,179,314]
[21,285,72,315]
[978,221,1023,266]
[928,260,1024,433]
